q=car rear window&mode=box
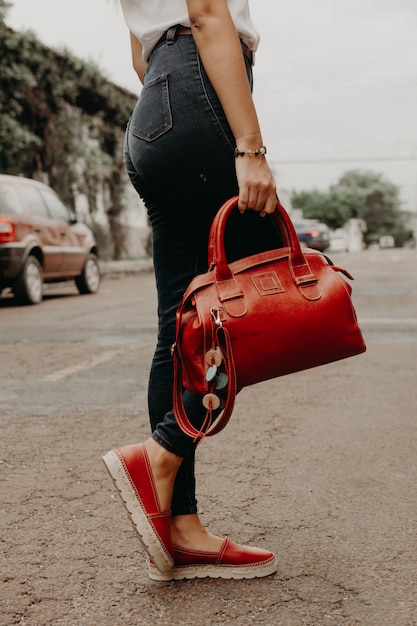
[20,184,49,219]
[0,182,24,215]
[40,188,71,222]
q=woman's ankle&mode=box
[170,514,223,551]
[144,438,182,511]
[145,438,182,473]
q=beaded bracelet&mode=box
[234,146,267,157]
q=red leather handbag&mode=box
[172,196,366,439]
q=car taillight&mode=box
[0,219,16,243]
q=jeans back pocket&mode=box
[132,73,172,142]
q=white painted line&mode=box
[42,349,127,382]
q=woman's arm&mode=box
[130,32,147,84]
[186,0,276,214]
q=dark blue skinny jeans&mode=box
[123,32,278,515]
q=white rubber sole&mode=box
[102,449,174,574]
[148,555,278,581]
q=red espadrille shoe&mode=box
[148,537,277,580]
[102,443,174,574]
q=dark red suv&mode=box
[0,174,100,304]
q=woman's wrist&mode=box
[234,131,266,157]
[234,146,267,157]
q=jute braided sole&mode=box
[102,449,173,574]
[148,555,277,581]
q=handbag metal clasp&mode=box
[210,307,225,327]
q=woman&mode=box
[103,0,278,581]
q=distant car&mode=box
[0,174,100,304]
[379,235,395,249]
[329,228,349,253]
[294,223,330,252]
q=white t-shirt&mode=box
[119,0,260,62]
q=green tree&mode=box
[290,188,358,230]
[336,170,405,245]
[292,169,409,245]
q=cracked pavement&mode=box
[1,249,416,625]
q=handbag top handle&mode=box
[208,197,318,288]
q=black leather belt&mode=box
[154,25,253,66]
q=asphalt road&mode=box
[1,248,416,626]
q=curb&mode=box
[99,258,153,278]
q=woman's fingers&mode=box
[238,186,276,214]
[235,157,276,215]
[262,191,278,215]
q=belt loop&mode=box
[166,25,178,45]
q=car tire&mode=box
[75,253,100,295]
[13,255,43,305]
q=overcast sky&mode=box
[6,0,417,210]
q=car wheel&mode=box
[75,253,100,294]
[13,255,43,305]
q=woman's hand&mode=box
[235,151,276,216]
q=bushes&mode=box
[0,5,138,258]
